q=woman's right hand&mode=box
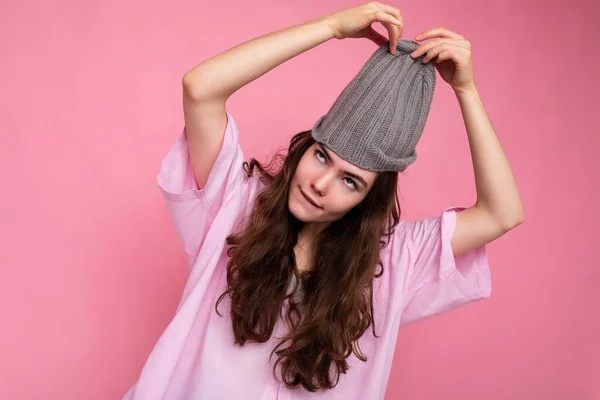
[321,2,405,54]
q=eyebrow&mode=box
[318,144,369,189]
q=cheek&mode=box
[307,155,325,173]
[321,192,362,215]
[296,155,322,179]
[332,196,359,210]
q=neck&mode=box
[297,221,328,244]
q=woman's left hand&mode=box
[410,27,475,92]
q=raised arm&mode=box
[181,3,404,189]
[180,17,335,189]
[182,17,337,101]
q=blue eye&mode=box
[315,150,357,190]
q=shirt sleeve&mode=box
[156,110,252,257]
[399,205,492,328]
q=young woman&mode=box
[124,2,524,399]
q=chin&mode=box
[288,199,313,223]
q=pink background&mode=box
[1,0,598,398]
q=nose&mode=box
[311,172,330,196]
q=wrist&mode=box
[453,83,478,96]
[311,15,339,40]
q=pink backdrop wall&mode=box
[2,0,598,398]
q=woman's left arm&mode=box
[410,26,524,257]
[454,85,525,226]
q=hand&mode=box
[410,27,476,92]
[322,2,404,55]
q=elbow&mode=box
[182,72,230,102]
[182,72,204,101]
[504,210,525,230]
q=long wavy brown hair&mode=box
[214,127,403,392]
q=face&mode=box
[288,141,378,226]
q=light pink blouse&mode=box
[123,110,491,400]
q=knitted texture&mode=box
[311,39,436,172]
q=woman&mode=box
[124,2,524,399]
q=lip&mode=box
[299,187,321,209]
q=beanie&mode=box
[310,39,436,172]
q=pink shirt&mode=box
[123,110,491,400]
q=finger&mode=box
[420,38,470,50]
[435,50,453,63]
[422,44,468,64]
[371,11,402,54]
[382,21,401,54]
[410,38,468,59]
[371,2,404,50]
[434,49,469,66]
[371,1,405,28]
[372,10,403,27]
[421,45,446,64]
[415,27,465,41]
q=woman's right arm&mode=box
[179,3,402,189]
[180,16,337,190]
[182,16,336,101]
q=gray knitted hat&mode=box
[311,39,436,172]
